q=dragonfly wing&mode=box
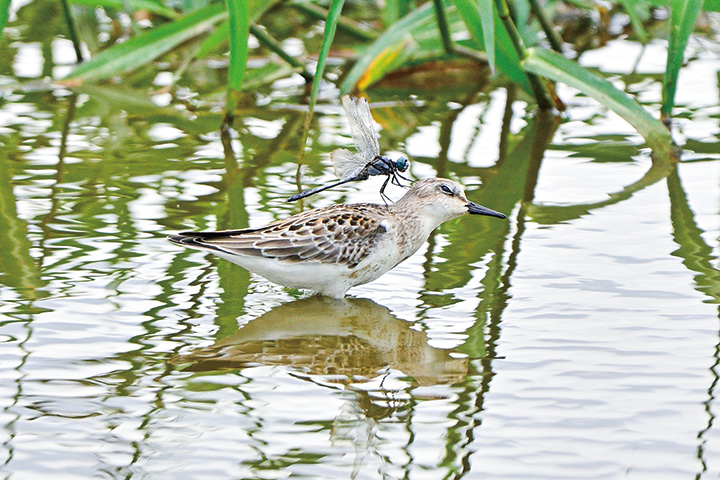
[330,148,366,180]
[342,95,380,162]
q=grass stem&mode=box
[494,0,553,109]
[527,0,563,52]
[60,0,84,63]
[250,23,312,82]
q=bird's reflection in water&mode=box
[174,296,468,387]
[174,296,471,473]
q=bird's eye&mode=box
[440,184,453,195]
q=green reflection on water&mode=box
[1,15,719,476]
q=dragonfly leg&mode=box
[390,170,410,188]
[379,174,393,205]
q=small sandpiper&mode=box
[169,178,506,298]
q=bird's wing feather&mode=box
[342,96,380,162]
[174,204,390,268]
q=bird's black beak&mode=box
[466,202,507,219]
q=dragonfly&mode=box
[288,96,410,203]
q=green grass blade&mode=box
[645,0,716,12]
[226,0,249,99]
[290,0,377,41]
[294,0,344,192]
[524,47,677,159]
[62,2,226,84]
[661,0,704,120]
[250,23,310,80]
[562,0,595,8]
[381,0,413,24]
[527,0,563,52]
[189,1,278,61]
[341,1,532,95]
[68,0,181,19]
[452,0,495,73]
[0,0,11,37]
[309,0,345,112]
[61,0,84,62]
[617,0,649,43]
[340,1,434,94]
[478,0,494,72]
[195,18,230,58]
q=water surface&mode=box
[1,21,720,480]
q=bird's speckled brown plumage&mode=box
[169,178,506,297]
[172,204,390,268]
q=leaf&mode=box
[524,47,677,160]
[0,0,11,36]
[562,0,595,8]
[61,2,227,84]
[703,0,719,11]
[478,0,494,70]
[341,1,435,93]
[68,0,181,19]
[309,0,345,112]
[452,0,495,73]
[381,0,414,25]
[645,0,717,12]
[296,0,345,176]
[455,0,532,93]
[226,0,249,97]
[341,1,532,94]
[194,18,230,58]
[617,0,649,43]
[356,40,411,90]
[661,0,704,119]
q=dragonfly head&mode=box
[395,156,409,172]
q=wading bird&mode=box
[171,178,506,297]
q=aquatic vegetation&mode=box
[2,0,708,158]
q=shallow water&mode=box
[1,16,720,479]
